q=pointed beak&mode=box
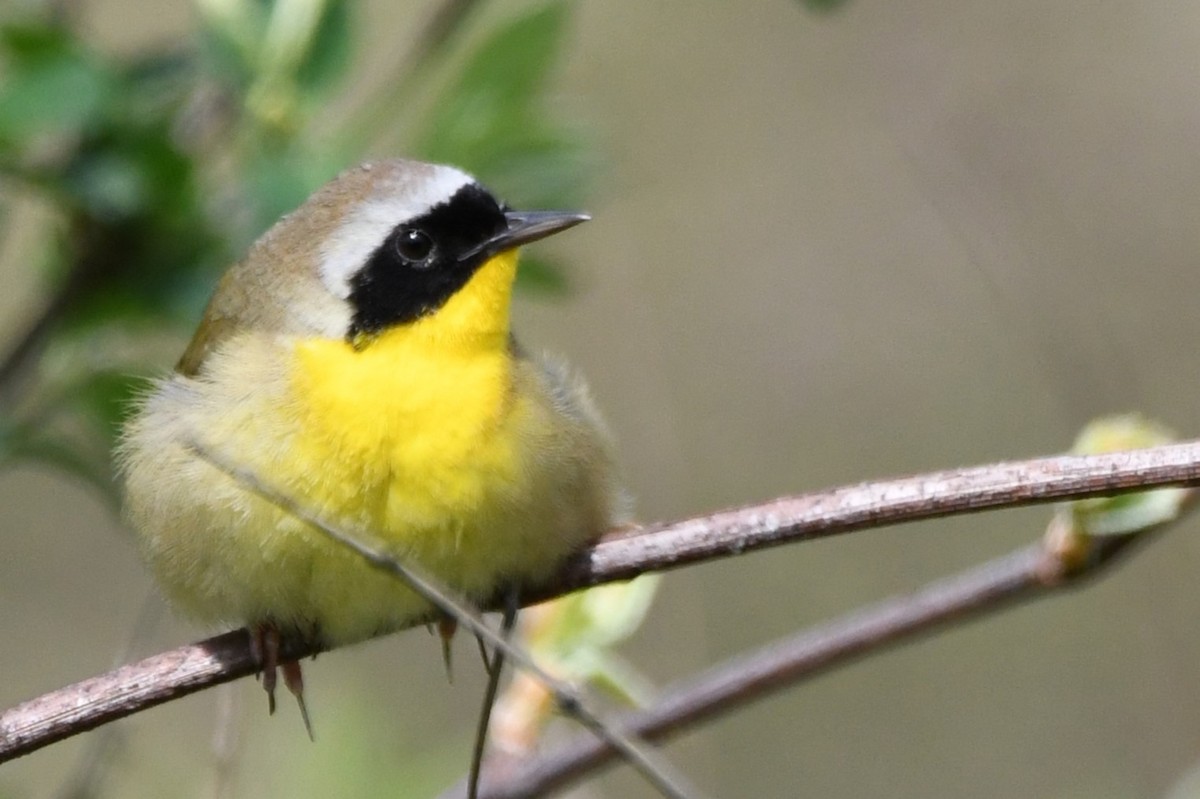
[464,210,590,261]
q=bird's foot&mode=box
[438,615,458,683]
[249,622,315,740]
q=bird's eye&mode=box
[395,228,434,265]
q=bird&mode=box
[118,158,628,729]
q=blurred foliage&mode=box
[0,0,591,498]
[798,0,850,11]
[521,575,661,705]
[266,691,463,799]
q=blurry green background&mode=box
[4,1,1200,797]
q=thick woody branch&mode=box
[543,439,1200,593]
[3,441,1200,763]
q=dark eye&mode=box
[395,228,434,265]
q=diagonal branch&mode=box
[3,440,1200,763]
[459,530,1157,798]
[543,438,1200,593]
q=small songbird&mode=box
[119,159,627,724]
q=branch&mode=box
[544,439,1200,593]
[460,530,1156,798]
[4,441,1200,762]
[0,630,254,763]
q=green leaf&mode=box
[557,576,661,650]
[466,127,594,208]
[530,577,661,662]
[294,0,351,91]
[449,1,566,113]
[0,19,74,59]
[0,23,115,143]
[517,577,662,707]
[416,1,570,163]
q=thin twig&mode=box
[469,597,518,799]
[3,441,1200,763]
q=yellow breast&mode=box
[289,320,522,539]
[124,250,590,644]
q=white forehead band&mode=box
[318,165,474,299]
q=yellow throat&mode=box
[288,247,521,513]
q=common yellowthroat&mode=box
[119,159,627,718]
